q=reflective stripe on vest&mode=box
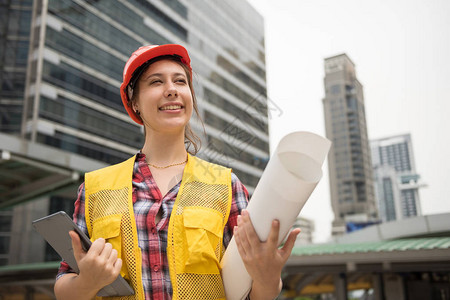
[85,154,232,300]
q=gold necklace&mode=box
[147,156,188,169]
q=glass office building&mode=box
[0,0,33,132]
[19,0,269,189]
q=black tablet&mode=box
[32,211,134,296]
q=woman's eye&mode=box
[150,79,162,85]
[176,78,187,84]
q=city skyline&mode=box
[247,0,450,242]
[1,0,448,245]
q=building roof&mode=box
[0,261,59,293]
[0,261,60,273]
[334,212,450,244]
[292,237,450,256]
[287,237,450,269]
[0,133,108,208]
[324,53,355,66]
[284,237,450,296]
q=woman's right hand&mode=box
[69,230,123,292]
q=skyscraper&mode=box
[322,54,377,235]
[0,0,268,296]
[371,134,424,222]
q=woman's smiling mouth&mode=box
[160,105,183,111]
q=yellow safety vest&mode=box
[85,154,232,300]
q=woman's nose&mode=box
[164,83,178,98]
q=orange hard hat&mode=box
[120,44,192,125]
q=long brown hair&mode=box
[129,55,204,155]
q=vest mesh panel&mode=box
[169,179,230,300]
[88,187,143,300]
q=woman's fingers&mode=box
[267,219,280,248]
[108,248,122,277]
[234,226,247,258]
[107,248,118,265]
[67,231,122,292]
[280,229,301,260]
[113,258,123,275]
[89,237,106,256]
[240,210,261,248]
[101,242,113,260]
[236,215,253,254]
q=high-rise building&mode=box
[0,0,268,296]
[322,53,377,235]
[2,0,269,187]
[371,134,424,222]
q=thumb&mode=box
[280,228,301,260]
[69,230,86,263]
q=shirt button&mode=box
[153,265,159,272]
[151,227,156,234]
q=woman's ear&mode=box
[133,105,141,117]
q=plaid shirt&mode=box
[57,153,249,299]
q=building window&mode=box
[330,85,341,94]
[0,236,10,255]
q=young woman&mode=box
[54,44,300,300]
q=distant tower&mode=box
[371,134,424,222]
[322,54,378,235]
[292,216,315,246]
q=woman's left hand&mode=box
[234,209,301,300]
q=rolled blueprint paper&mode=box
[220,131,331,300]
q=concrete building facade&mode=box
[293,216,315,246]
[322,54,377,236]
[21,0,270,186]
[0,0,33,133]
[371,134,424,222]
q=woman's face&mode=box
[134,59,193,134]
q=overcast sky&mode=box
[246,0,450,242]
